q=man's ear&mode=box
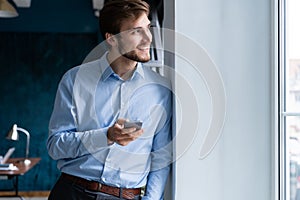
[105,33,117,47]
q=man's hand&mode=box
[107,118,144,146]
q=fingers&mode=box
[115,118,128,127]
[116,129,144,146]
[122,127,137,134]
[115,128,143,141]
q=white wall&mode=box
[173,0,272,199]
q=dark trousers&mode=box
[48,175,141,200]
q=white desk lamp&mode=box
[0,0,18,18]
[6,124,31,165]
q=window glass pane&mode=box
[285,0,300,112]
[284,1,300,199]
[259,0,300,198]
[286,116,300,200]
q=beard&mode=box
[121,50,151,63]
[117,39,151,63]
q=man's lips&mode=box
[137,45,151,51]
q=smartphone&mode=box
[124,121,143,130]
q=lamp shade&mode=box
[0,0,18,18]
[6,124,19,141]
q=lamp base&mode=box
[24,159,31,165]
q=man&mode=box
[47,0,172,199]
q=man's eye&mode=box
[131,29,141,34]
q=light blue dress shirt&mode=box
[47,53,172,200]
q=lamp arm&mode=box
[17,127,30,159]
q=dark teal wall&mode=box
[0,0,100,191]
[0,32,98,190]
[0,0,99,33]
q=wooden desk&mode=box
[0,158,41,198]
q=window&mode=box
[279,0,300,200]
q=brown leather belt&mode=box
[61,173,141,199]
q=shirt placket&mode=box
[101,80,129,186]
[119,81,129,118]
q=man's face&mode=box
[116,13,152,63]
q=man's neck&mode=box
[107,52,137,80]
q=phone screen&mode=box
[124,121,143,130]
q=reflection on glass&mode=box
[287,117,300,200]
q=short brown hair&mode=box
[99,0,150,39]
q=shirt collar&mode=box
[134,62,145,79]
[99,52,145,81]
[99,52,113,81]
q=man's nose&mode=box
[143,28,152,42]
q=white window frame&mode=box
[276,0,285,198]
[276,0,300,199]
[273,0,281,199]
